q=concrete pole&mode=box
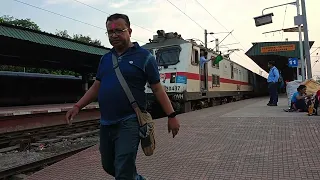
[300,0,312,79]
[296,0,305,81]
[81,73,88,92]
[204,29,207,48]
[215,39,219,52]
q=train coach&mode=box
[0,71,94,107]
[142,30,267,113]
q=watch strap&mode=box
[168,111,177,118]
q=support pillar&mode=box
[81,73,89,93]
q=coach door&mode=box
[193,46,207,93]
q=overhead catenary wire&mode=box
[311,47,320,55]
[166,0,206,31]
[193,0,244,49]
[70,0,154,33]
[11,0,147,44]
[192,0,262,70]
[281,5,288,40]
[166,0,227,47]
[312,59,319,69]
[167,0,264,75]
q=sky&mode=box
[1,0,320,78]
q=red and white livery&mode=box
[142,30,256,113]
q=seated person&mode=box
[314,90,320,115]
[290,85,313,112]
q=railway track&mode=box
[0,119,100,151]
[0,144,95,180]
[0,96,244,152]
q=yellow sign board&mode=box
[261,44,295,53]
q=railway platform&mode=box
[0,103,100,133]
[25,96,320,180]
[0,103,99,117]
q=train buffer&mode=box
[24,96,320,180]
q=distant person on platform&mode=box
[65,13,180,180]
[267,61,280,106]
[278,71,285,93]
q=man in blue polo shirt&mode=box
[65,13,180,180]
[267,61,280,106]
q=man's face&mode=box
[106,18,132,48]
[268,63,271,68]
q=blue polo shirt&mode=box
[96,42,160,125]
[291,91,300,103]
[267,66,280,83]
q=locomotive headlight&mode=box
[170,73,176,83]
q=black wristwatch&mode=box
[168,111,177,118]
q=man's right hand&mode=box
[65,106,80,125]
[168,117,180,138]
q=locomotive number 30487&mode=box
[164,85,181,91]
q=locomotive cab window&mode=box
[191,49,199,65]
[155,46,181,66]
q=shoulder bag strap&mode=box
[111,54,141,114]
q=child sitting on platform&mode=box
[290,85,313,112]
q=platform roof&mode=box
[0,23,110,73]
[245,41,314,72]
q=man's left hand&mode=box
[168,117,180,138]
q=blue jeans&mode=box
[99,118,145,180]
[268,82,278,104]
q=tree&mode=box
[73,34,102,46]
[55,29,71,38]
[0,16,78,75]
[0,15,102,76]
[0,15,40,31]
[55,30,102,46]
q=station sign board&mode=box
[288,57,298,68]
[254,13,274,27]
[261,44,296,53]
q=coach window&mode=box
[230,63,234,79]
[212,74,216,87]
[248,73,253,85]
[191,49,199,65]
[212,74,220,87]
[215,61,220,69]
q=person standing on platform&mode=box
[65,13,180,180]
[267,61,280,106]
